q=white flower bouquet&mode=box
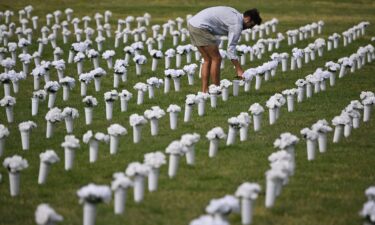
[59,76,75,101]
[165,140,189,178]
[111,172,133,214]
[134,82,148,105]
[146,77,163,99]
[38,150,59,184]
[3,155,28,196]
[107,124,127,154]
[235,182,261,225]
[0,124,10,156]
[61,135,80,170]
[1,96,16,122]
[167,104,181,130]
[18,121,37,150]
[300,128,318,160]
[144,151,166,192]
[129,114,147,143]
[144,106,166,136]
[184,94,198,122]
[181,133,200,165]
[35,203,63,225]
[206,127,226,158]
[62,107,79,133]
[125,162,149,203]
[83,130,109,163]
[312,119,332,152]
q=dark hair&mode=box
[243,8,262,25]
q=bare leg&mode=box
[203,45,221,86]
[197,46,211,93]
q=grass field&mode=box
[0,0,375,225]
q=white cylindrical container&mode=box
[226,127,236,146]
[148,168,159,192]
[184,104,192,122]
[105,101,113,120]
[287,95,295,112]
[329,73,336,86]
[110,135,119,155]
[187,73,194,85]
[169,112,178,130]
[306,139,316,161]
[164,77,171,94]
[3,83,11,96]
[253,114,262,132]
[353,117,360,129]
[47,93,56,108]
[306,83,313,98]
[176,54,182,68]
[244,80,251,92]
[81,82,87,96]
[0,138,5,156]
[314,82,320,93]
[281,58,287,72]
[210,94,217,108]
[114,188,127,214]
[185,146,195,165]
[222,87,229,101]
[20,130,30,150]
[94,77,101,92]
[344,124,352,138]
[135,64,142,76]
[150,118,159,136]
[83,202,96,225]
[89,140,99,163]
[255,76,262,90]
[233,80,240,96]
[241,198,254,225]
[120,98,128,112]
[269,108,277,125]
[9,172,20,197]
[137,91,144,105]
[318,132,327,153]
[151,58,158,71]
[133,175,145,203]
[64,148,75,171]
[363,105,371,122]
[297,86,304,102]
[133,125,142,143]
[38,162,50,184]
[173,78,181,92]
[208,139,219,158]
[333,125,343,143]
[62,86,70,101]
[148,86,155,99]
[168,154,179,178]
[265,178,276,208]
[240,126,248,141]
[46,121,54,138]
[84,107,93,125]
[65,117,74,133]
[113,74,120,88]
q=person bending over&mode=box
[188,6,262,92]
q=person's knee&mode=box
[211,54,222,63]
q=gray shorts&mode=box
[187,23,218,46]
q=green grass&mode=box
[0,0,375,225]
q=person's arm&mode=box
[226,24,244,77]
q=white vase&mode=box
[233,80,240,96]
[151,58,158,71]
[185,145,195,165]
[287,95,295,112]
[253,114,262,132]
[184,104,193,122]
[314,82,320,93]
[226,127,237,145]
[344,124,352,138]
[241,198,254,225]
[3,83,11,96]
[173,78,181,92]
[306,83,313,98]
[20,130,30,150]
[168,154,179,178]
[9,172,20,197]
[329,73,336,86]
[333,125,343,143]
[110,135,119,155]
[208,139,219,158]
[64,147,75,171]
[83,202,96,225]
[240,126,248,141]
[33,76,40,90]
[48,93,56,108]
[38,162,50,184]
[255,76,262,90]
[187,73,194,85]
[114,188,127,214]
[94,77,101,92]
[113,74,120,88]
[306,139,316,161]
[150,118,159,136]
[198,100,205,116]
[105,101,113,120]
[137,91,144,105]
[285,145,296,175]
[12,81,19,93]
[210,94,218,108]
[120,98,128,112]
[164,77,171,94]
[269,108,277,125]
[147,85,155,99]
[81,82,87,96]
[352,117,360,129]
[176,54,181,68]
[244,80,251,92]
[133,125,142,143]
[133,175,145,203]
[65,117,74,133]
[84,107,93,125]
[265,178,276,208]
[5,106,13,123]
[46,121,54,138]
[318,132,328,153]
[222,87,229,101]
[297,86,305,102]
[0,138,5,156]
[135,64,142,76]
[89,140,99,163]
[169,112,178,130]
[363,105,372,122]
[281,58,287,72]
[148,167,159,192]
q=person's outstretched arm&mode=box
[231,59,244,77]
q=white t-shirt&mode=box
[189,6,243,60]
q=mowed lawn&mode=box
[0,0,375,225]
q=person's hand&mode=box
[236,67,244,78]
